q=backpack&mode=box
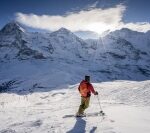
[79,81,89,97]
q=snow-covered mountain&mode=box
[0,22,90,61]
[0,21,150,93]
[0,22,46,61]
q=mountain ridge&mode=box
[0,21,150,91]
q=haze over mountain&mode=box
[74,30,100,39]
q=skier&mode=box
[76,75,98,117]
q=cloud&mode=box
[15,4,150,34]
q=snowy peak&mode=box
[118,28,135,33]
[115,28,141,34]
[50,27,75,37]
[57,27,71,33]
[0,21,25,35]
[109,28,144,38]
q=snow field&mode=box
[0,81,150,133]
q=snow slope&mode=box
[0,80,150,133]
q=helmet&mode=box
[85,75,90,82]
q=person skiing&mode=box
[76,75,98,117]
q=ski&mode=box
[63,112,105,118]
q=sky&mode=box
[0,0,150,34]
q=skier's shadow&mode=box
[66,118,86,133]
[66,118,97,133]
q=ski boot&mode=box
[76,112,86,117]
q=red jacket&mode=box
[78,80,96,97]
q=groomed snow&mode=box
[0,80,150,133]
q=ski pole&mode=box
[97,94,105,116]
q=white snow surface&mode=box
[0,80,150,133]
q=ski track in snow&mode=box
[0,81,150,133]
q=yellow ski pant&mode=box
[78,97,90,114]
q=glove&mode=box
[94,91,98,95]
